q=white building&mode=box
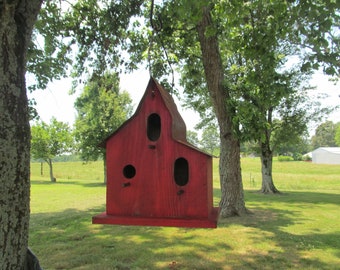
[312,147,340,164]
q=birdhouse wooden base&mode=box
[93,207,219,228]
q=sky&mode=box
[27,69,339,136]
[27,69,201,131]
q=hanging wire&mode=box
[150,0,162,32]
[148,0,157,77]
[147,31,154,77]
[148,0,175,87]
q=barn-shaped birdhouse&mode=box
[92,77,219,228]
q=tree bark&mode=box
[260,141,280,193]
[196,6,248,217]
[0,1,42,269]
[47,158,56,182]
[259,108,279,194]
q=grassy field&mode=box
[29,158,340,270]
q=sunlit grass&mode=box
[29,158,340,270]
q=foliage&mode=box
[294,0,340,76]
[311,120,339,149]
[302,154,312,162]
[31,117,73,161]
[200,124,220,155]
[28,98,39,121]
[187,127,220,155]
[138,0,339,120]
[241,140,259,156]
[242,137,311,160]
[268,87,332,150]
[74,72,133,163]
[27,0,144,92]
[292,152,303,161]
[335,124,340,146]
[277,156,294,162]
[274,132,311,156]
[125,0,339,196]
[31,117,73,182]
[186,130,200,146]
[32,154,82,163]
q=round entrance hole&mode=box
[123,164,136,179]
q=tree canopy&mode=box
[31,117,73,182]
[27,0,144,92]
[74,72,133,182]
[125,0,339,195]
[186,130,200,146]
[311,121,340,149]
[335,124,340,146]
[200,125,220,156]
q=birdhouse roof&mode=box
[100,77,212,157]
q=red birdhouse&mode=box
[92,77,219,228]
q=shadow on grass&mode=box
[214,189,339,269]
[28,184,338,269]
[245,189,340,206]
[31,179,105,188]
[218,207,340,270]
[29,200,339,270]
[30,206,231,269]
[80,182,106,188]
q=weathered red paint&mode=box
[92,78,219,228]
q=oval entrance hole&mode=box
[174,157,189,186]
[147,113,161,141]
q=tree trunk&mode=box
[0,1,42,269]
[47,158,56,182]
[260,141,280,193]
[197,6,248,217]
[219,133,249,216]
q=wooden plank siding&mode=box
[93,78,218,228]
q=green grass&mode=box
[29,158,340,269]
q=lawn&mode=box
[29,158,340,269]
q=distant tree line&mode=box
[187,120,340,159]
[31,109,340,181]
[31,154,82,163]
